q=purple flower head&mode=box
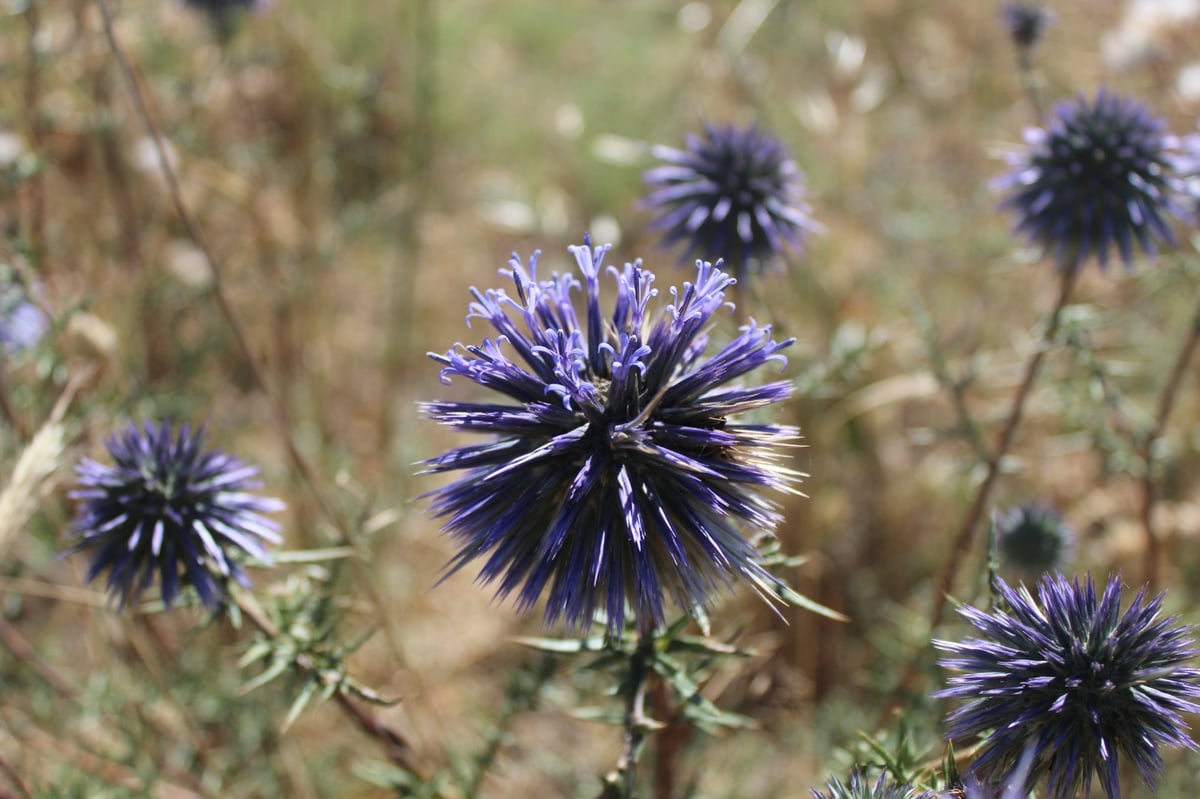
[422,237,803,635]
[935,574,1200,799]
[994,503,1073,575]
[994,91,1190,273]
[69,421,284,610]
[811,771,931,799]
[643,123,818,280]
[1001,3,1054,50]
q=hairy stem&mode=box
[599,632,656,799]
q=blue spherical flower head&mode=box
[422,238,803,635]
[935,574,1200,799]
[69,421,284,610]
[994,503,1073,575]
[995,91,1189,272]
[1001,3,1054,50]
[643,123,818,280]
[811,771,930,799]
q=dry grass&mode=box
[2,0,1200,796]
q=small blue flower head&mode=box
[935,574,1200,799]
[69,421,284,610]
[995,91,1190,272]
[0,267,47,356]
[422,237,803,635]
[643,122,818,280]
[811,771,930,799]
[1001,2,1054,50]
[994,503,1073,575]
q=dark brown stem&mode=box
[651,676,683,799]
[1139,292,1200,590]
[0,614,79,701]
[0,750,33,799]
[929,266,1078,632]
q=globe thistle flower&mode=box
[811,771,930,799]
[994,503,1073,575]
[422,237,803,635]
[935,573,1200,799]
[643,123,818,280]
[1001,3,1054,50]
[995,91,1190,272]
[69,421,284,610]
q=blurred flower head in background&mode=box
[935,573,1200,799]
[181,0,272,39]
[0,267,47,357]
[1001,2,1055,50]
[811,771,930,799]
[994,503,1073,575]
[643,122,818,280]
[995,90,1190,272]
[422,237,803,635]
[69,421,284,610]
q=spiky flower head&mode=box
[422,237,803,635]
[811,771,930,799]
[1001,3,1054,50]
[995,91,1189,272]
[69,421,284,610]
[994,503,1073,575]
[643,122,817,280]
[935,573,1200,799]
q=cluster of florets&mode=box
[936,573,1200,799]
[69,421,284,610]
[994,91,1191,272]
[643,122,818,280]
[422,237,803,635]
